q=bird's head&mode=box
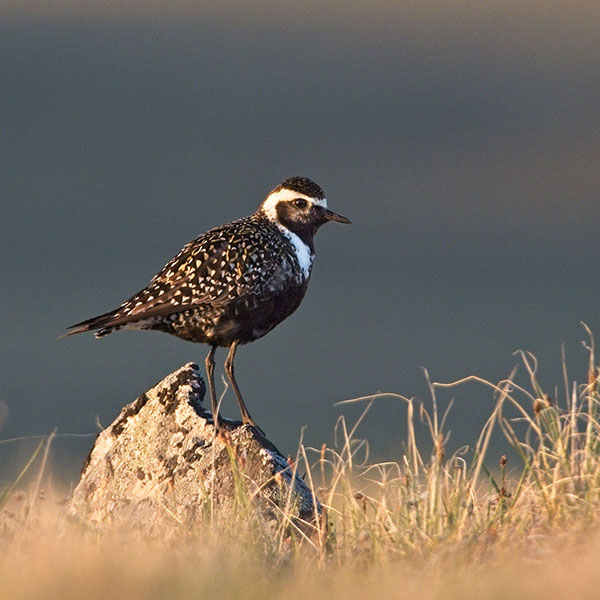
[259,176,351,246]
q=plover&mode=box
[64,176,351,430]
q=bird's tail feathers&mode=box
[60,310,119,339]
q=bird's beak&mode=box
[323,209,352,224]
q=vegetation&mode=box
[2,327,600,599]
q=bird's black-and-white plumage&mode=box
[65,176,351,430]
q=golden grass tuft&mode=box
[2,326,600,598]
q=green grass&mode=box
[2,327,600,598]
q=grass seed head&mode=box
[533,394,551,416]
[589,366,598,390]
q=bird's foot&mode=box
[242,418,266,437]
[213,419,234,445]
[212,414,227,434]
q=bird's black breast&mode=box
[166,279,309,346]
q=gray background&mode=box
[2,2,599,480]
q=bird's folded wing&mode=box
[100,230,288,327]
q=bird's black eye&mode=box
[293,198,308,209]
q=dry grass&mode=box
[2,326,600,599]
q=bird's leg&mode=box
[205,344,223,431]
[224,341,259,429]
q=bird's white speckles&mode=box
[260,188,327,222]
[277,226,314,280]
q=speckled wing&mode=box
[67,217,296,334]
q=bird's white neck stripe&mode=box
[277,225,314,279]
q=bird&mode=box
[64,176,351,431]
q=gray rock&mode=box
[68,363,321,537]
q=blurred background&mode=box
[2,1,599,481]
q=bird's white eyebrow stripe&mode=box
[260,189,328,221]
